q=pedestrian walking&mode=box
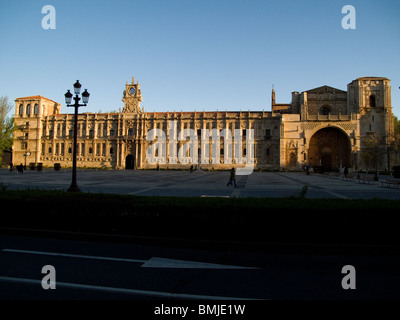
[17,163,24,174]
[227,167,237,187]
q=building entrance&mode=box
[308,127,351,172]
[125,155,135,169]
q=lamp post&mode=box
[65,80,90,192]
[23,152,30,170]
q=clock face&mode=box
[129,87,136,95]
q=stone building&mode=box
[12,76,394,172]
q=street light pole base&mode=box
[67,182,82,192]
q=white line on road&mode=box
[2,249,259,269]
[0,276,259,300]
[142,257,259,269]
[1,249,147,264]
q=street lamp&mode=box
[23,151,31,170]
[64,80,90,192]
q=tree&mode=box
[360,134,381,173]
[0,96,16,164]
[388,115,400,167]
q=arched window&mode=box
[369,95,376,107]
[26,104,31,116]
[19,104,24,116]
[321,106,331,115]
[34,104,39,115]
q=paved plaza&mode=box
[1,168,400,200]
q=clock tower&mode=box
[122,76,143,113]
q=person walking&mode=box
[227,167,237,187]
[344,166,348,178]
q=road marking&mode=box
[2,249,147,264]
[200,195,230,198]
[2,248,259,269]
[128,187,158,195]
[142,257,259,269]
[0,276,259,300]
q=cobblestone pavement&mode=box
[1,168,400,199]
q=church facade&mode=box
[12,76,394,172]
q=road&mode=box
[1,234,399,301]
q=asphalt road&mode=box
[1,234,399,302]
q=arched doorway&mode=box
[308,127,351,172]
[125,155,135,170]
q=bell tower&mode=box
[122,76,143,113]
[348,76,394,170]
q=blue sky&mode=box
[1,0,399,116]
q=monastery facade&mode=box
[12,76,394,172]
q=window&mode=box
[48,147,52,154]
[34,104,39,115]
[68,147,72,154]
[26,104,31,117]
[265,129,271,140]
[369,95,376,108]
[110,129,115,136]
[110,147,114,154]
[88,147,93,154]
[19,104,23,116]
[321,106,331,115]
[220,148,224,156]
[266,148,270,156]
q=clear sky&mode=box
[1,0,399,116]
